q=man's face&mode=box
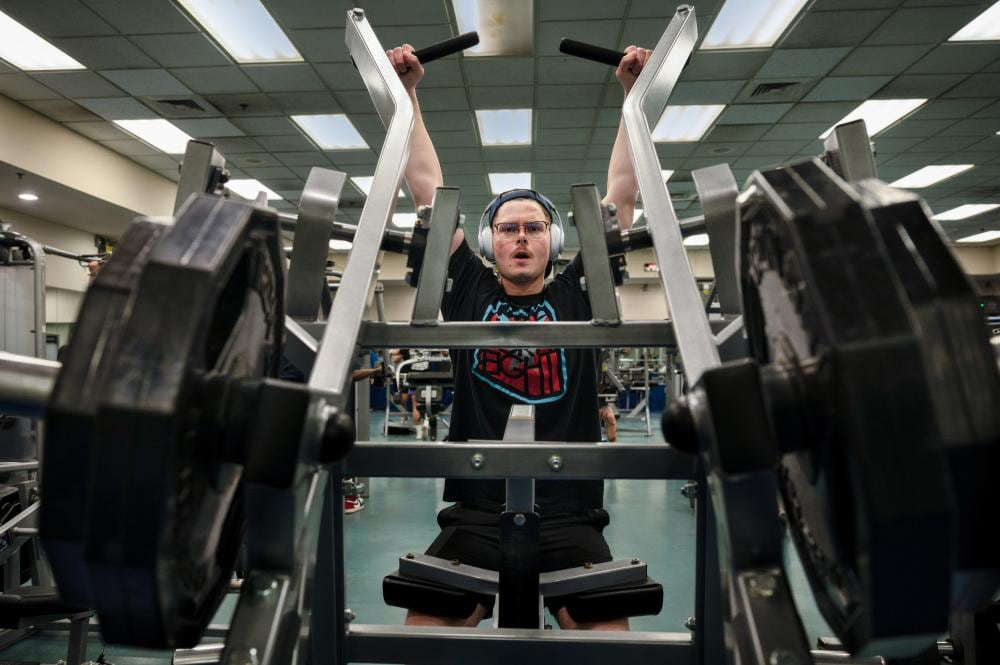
[492,198,551,287]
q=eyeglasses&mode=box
[493,221,549,239]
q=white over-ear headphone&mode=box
[477,189,564,263]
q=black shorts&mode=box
[425,504,613,613]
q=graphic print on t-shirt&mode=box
[472,299,568,404]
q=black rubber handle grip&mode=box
[559,38,624,67]
[413,32,480,64]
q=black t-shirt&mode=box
[441,241,603,513]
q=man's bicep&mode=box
[450,227,466,256]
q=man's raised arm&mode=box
[387,44,465,255]
[603,45,652,233]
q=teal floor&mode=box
[0,409,833,663]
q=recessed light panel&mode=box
[488,172,532,194]
[476,109,532,146]
[701,0,810,50]
[950,1,1000,42]
[452,0,533,56]
[351,176,405,198]
[957,230,1000,243]
[176,0,302,63]
[292,115,369,150]
[890,165,975,189]
[820,99,927,140]
[684,233,710,247]
[0,10,84,71]
[113,119,193,155]
[652,106,726,142]
[932,204,1000,221]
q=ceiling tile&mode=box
[914,98,994,119]
[204,94,284,116]
[421,111,476,132]
[334,90,380,113]
[266,0,351,30]
[411,88,469,111]
[0,74,59,101]
[539,21,622,57]
[761,123,830,141]
[462,58,534,87]
[81,0,197,34]
[270,91,341,114]
[131,34,230,68]
[437,147,483,162]
[64,121,131,141]
[907,44,1000,75]
[315,63,367,91]
[940,118,1000,137]
[208,138,265,154]
[540,145,589,159]
[781,102,857,126]
[77,97,158,120]
[872,137,924,153]
[31,72,123,99]
[468,86,532,108]
[538,57,611,85]
[172,118,245,138]
[428,130,477,148]
[804,76,893,102]
[274,152,333,167]
[540,0,628,20]
[287,29,350,63]
[537,128,592,145]
[22,99,100,122]
[717,104,793,125]
[670,80,745,104]
[973,101,1000,117]
[833,45,934,76]
[229,153,283,168]
[242,64,326,92]
[171,67,260,95]
[256,135,316,151]
[629,0,721,17]
[757,48,852,78]
[780,9,892,49]
[245,166,297,179]
[878,74,967,97]
[656,143,699,159]
[537,85,604,108]
[683,51,771,82]
[230,116,298,136]
[745,140,812,156]
[326,150,378,166]
[357,0,450,25]
[864,6,986,45]
[416,60,463,88]
[537,108,598,129]
[51,36,159,70]
[100,138,161,156]
[692,141,753,158]
[704,125,772,142]
[878,118,958,138]
[910,136,983,152]
[944,74,1000,98]
[482,146,531,162]
[370,25,455,52]
[1,0,115,37]
[99,69,192,96]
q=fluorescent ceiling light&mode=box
[18,193,38,202]
[393,213,418,228]
[652,105,726,142]
[684,234,710,247]
[957,230,1000,243]
[890,164,975,189]
[932,204,1000,221]
[113,119,193,155]
[488,172,532,194]
[662,169,675,182]
[292,114,368,150]
[820,99,926,140]
[950,1,1000,41]
[176,0,301,63]
[452,0,533,56]
[0,10,85,71]
[351,176,404,198]
[329,239,352,251]
[633,209,644,223]
[476,109,532,146]
[701,0,809,50]
[225,179,282,201]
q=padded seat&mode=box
[0,586,92,628]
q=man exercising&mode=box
[388,42,650,630]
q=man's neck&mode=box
[500,275,543,296]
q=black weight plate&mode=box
[740,159,955,657]
[42,220,167,607]
[856,180,1000,611]
[82,195,284,648]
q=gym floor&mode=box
[0,409,833,664]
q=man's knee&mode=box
[554,606,629,631]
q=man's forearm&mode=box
[604,118,639,231]
[404,90,444,208]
